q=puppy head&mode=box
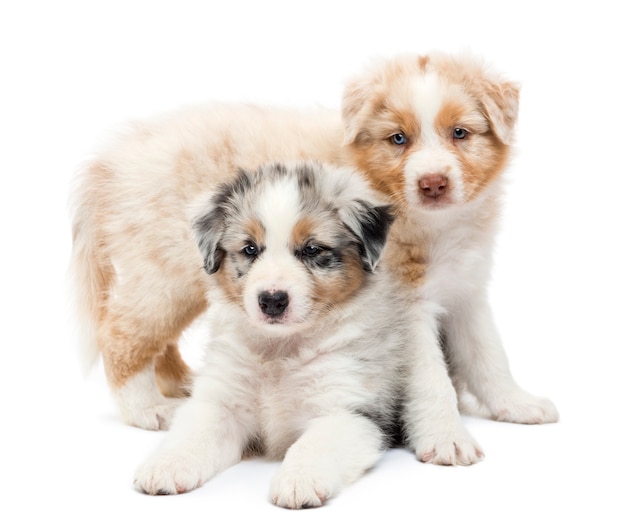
[342,52,519,212]
[193,162,394,334]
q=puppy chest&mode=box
[417,234,491,305]
[254,356,374,457]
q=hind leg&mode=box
[98,283,207,430]
[105,350,183,431]
[155,343,192,398]
[447,296,559,424]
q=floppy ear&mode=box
[340,200,395,272]
[342,58,387,145]
[193,202,226,275]
[481,79,520,146]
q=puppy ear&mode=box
[340,200,395,272]
[193,203,226,275]
[193,168,257,274]
[342,78,370,145]
[343,58,388,146]
[481,79,520,146]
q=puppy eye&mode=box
[302,245,322,257]
[242,244,258,257]
[390,133,407,145]
[453,128,468,140]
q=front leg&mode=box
[133,397,250,495]
[446,295,559,424]
[403,302,483,466]
[134,350,256,495]
[270,412,385,509]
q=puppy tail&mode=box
[67,162,114,376]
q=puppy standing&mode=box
[133,162,407,508]
[342,52,559,464]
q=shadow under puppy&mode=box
[133,161,409,509]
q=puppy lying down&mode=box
[133,161,410,509]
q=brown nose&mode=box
[419,174,448,199]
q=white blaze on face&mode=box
[243,177,313,327]
[412,72,445,149]
[404,72,465,207]
[257,177,301,256]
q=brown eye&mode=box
[453,128,468,140]
[302,245,322,257]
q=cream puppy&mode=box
[342,52,559,464]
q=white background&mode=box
[1,1,624,524]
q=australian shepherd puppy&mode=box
[341,52,559,465]
[132,161,407,508]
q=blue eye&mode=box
[453,128,468,140]
[390,133,407,145]
[242,244,258,257]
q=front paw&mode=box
[412,428,484,466]
[270,466,335,509]
[134,452,206,495]
[489,392,559,425]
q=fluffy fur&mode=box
[132,162,408,508]
[69,51,558,465]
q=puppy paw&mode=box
[134,452,206,495]
[413,429,484,466]
[122,398,183,431]
[270,467,335,509]
[489,392,559,425]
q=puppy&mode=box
[341,52,559,464]
[133,161,407,508]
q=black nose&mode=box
[258,290,289,317]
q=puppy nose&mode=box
[419,174,448,199]
[258,290,289,317]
